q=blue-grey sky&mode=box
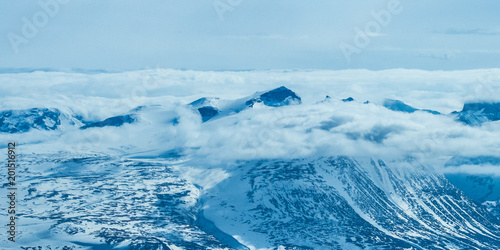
[1,0,499,71]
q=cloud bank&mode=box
[1,69,500,175]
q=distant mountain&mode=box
[3,86,500,249]
[5,93,464,134]
[80,114,136,129]
[188,97,221,122]
[190,86,301,122]
[196,107,219,122]
[383,99,418,113]
[444,155,500,220]
[0,87,301,132]
[456,102,500,126]
[189,97,220,108]
[383,99,440,114]
[79,105,184,131]
[446,155,500,167]
[245,86,301,107]
[0,107,139,133]
[0,108,69,133]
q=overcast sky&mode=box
[1,0,500,71]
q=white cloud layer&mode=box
[1,69,500,175]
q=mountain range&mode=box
[2,86,500,249]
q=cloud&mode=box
[440,28,500,36]
[2,68,500,174]
[414,50,458,60]
[442,164,500,176]
[226,34,288,40]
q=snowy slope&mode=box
[444,156,500,221]
[201,157,500,249]
[10,153,500,249]
[10,153,229,249]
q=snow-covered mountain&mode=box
[0,108,80,133]
[80,114,137,129]
[444,156,500,220]
[383,99,440,115]
[456,102,500,126]
[13,154,228,249]
[9,153,500,249]
[188,86,301,122]
[2,69,500,249]
[202,157,500,249]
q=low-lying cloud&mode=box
[1,69,500,175]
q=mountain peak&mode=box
[80,114,136,130]
[189,97,220,108]
[457,102,500,126]
[246,86,301,107]
[383,99,440,115]
[462,102,500,112]
[383,99,418,113]
[190,86,301,122]
[0,108,62,133]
